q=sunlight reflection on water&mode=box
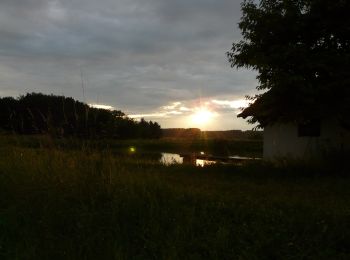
[160,153,216,167]
[195,159,216,167]
[159,152,261,167]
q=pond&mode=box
[160,152,216,167]
[124,146,261,166]
[159,152,260,167]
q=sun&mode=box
[191,108,215,125]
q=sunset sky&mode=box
[0,0,258,130]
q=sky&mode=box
[0,0,258,130]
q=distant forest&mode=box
[162,128,262,140]
[0,93,162,139]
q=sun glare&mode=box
[190,108,215,125]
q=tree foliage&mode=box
[0,93,162,139]
[228,0,350,128]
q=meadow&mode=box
[0,134,349,259]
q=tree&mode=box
[227,0,350,128]
[0,93,163,139]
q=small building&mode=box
[238,91,350,161]
[263,119,350,160]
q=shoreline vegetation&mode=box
[1,134,350,259]
[1,132,263,157]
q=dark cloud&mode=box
[0,0,257,129]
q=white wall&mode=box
[263,120,350,160]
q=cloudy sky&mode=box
[0,0,258,130]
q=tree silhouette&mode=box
[228,0,350,128]
[0,93,162,139]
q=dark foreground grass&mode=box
[0,138,350,259]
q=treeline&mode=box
[162,128,201,139]
[0,93,162,139]
[202,130,262,140]
[162,128,262,140]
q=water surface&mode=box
[160,152,216,167]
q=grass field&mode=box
[0,135,349,259]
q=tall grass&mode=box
[0,136,349,259]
